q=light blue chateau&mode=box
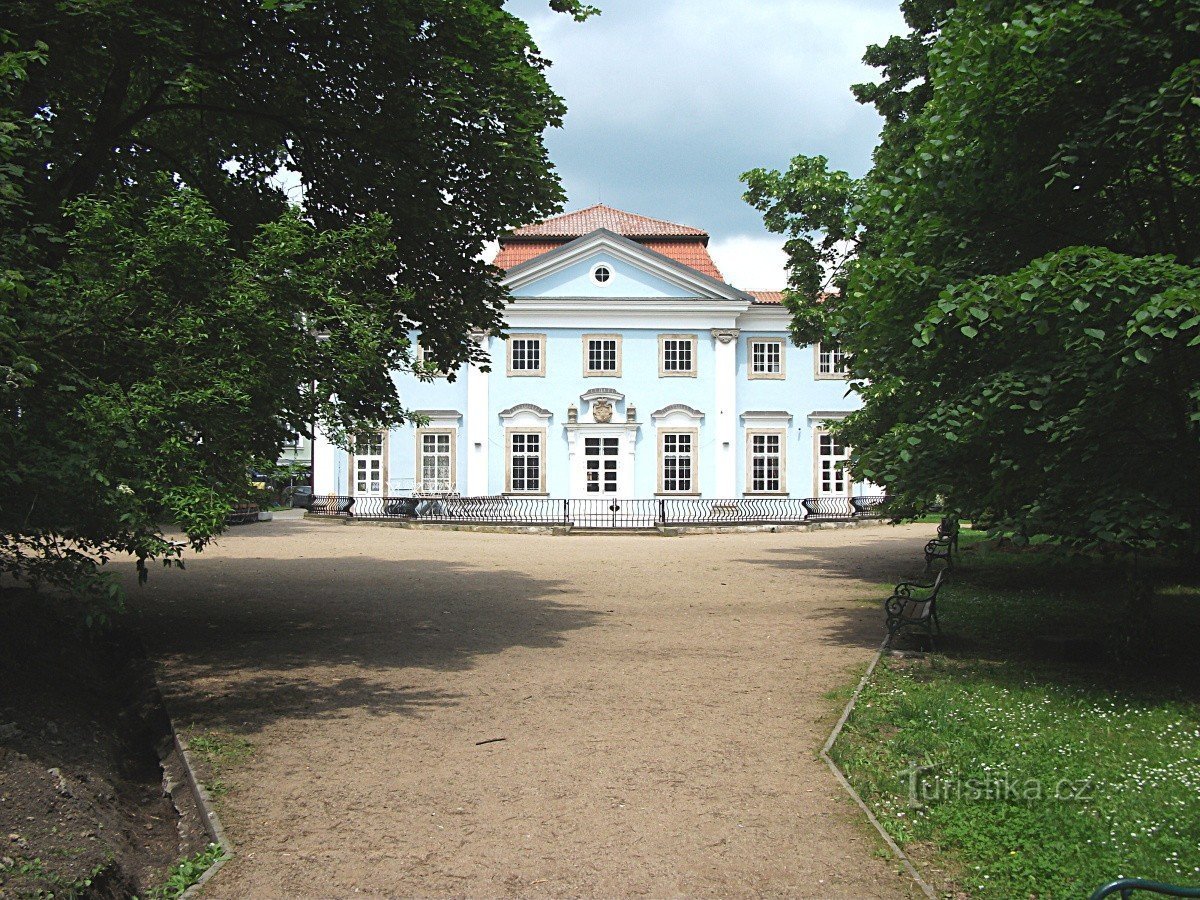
[312,205,868,507]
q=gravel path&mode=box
[129,519,930,898]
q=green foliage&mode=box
[743,0,1200,555]
[186,731,254,798]
[0,853,116,898]
[742,155,859,339]
[0,1,586,604]
[142,843,226,900]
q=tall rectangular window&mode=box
[508,432,543,493]
[353,432,384,495]
[660,432,695,493]
[583,334,621,376]
[750,340,784,378]
[817,342,848,378]
[418,431,454,492]
[507,335,546,376]
[659,335,696,376]
[817,431,851,496]
[748,431,784,493]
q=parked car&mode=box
[290,485,314,509]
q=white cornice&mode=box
[414,409,463,424]
[741,410,794,424]
[737,305,792,328]
[501,299,748,331]
[506,298,747,314]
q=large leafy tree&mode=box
[744,0,1200,555]
[0,0,593,605]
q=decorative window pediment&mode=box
[740,410,793,427]
[498,403,553,425]
[651,404,704,422]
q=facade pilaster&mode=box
[711,328,740,496]
[465,330,491,495]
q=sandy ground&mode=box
[127,518,931,899]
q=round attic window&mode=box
[590,264,612,285]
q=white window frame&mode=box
[749,339,785,380]
[351,431,387,496]
[658,334,697,377]
[507,333,546,377]
[814,427,852,497]
[746,429,786,495]
[415,428,456,493]
[583,334,622,377]
[816,342,848,379]
[505,428,547,495]
[658,429,698,494]
[590,263,613,286]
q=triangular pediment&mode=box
[501,229,750,303]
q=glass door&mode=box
[817,431,850,496]
[353,432,385,496]
[584,436,619,494]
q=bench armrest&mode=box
[893,579,939,592]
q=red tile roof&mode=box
[494,204,725,281]
[640,240,723,280]
[747,290,785,305]
[508,203,707,239]
[493,240,564,270]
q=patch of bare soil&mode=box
[0,591,206,898]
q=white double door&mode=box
[352,433,385,497]
[570,429,632,497]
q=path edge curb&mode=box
[131,622,235,899]
[820,641,938,899]
[174,729,234,899]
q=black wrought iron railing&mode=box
[306,494,888,528]
[659,497,809,524]
[851,495,888,517]
[570,498,659,528]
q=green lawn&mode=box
[832,534,1200,898]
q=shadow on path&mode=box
[735,531,930,586]
[131,555,601,734]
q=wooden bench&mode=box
[924,515,960,570]
[884,568,947,649]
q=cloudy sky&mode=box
[504,0,906,289]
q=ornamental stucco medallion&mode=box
[592,399,614,423]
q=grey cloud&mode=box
[506,0,905,241]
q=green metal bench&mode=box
[1089,879,1200,899]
